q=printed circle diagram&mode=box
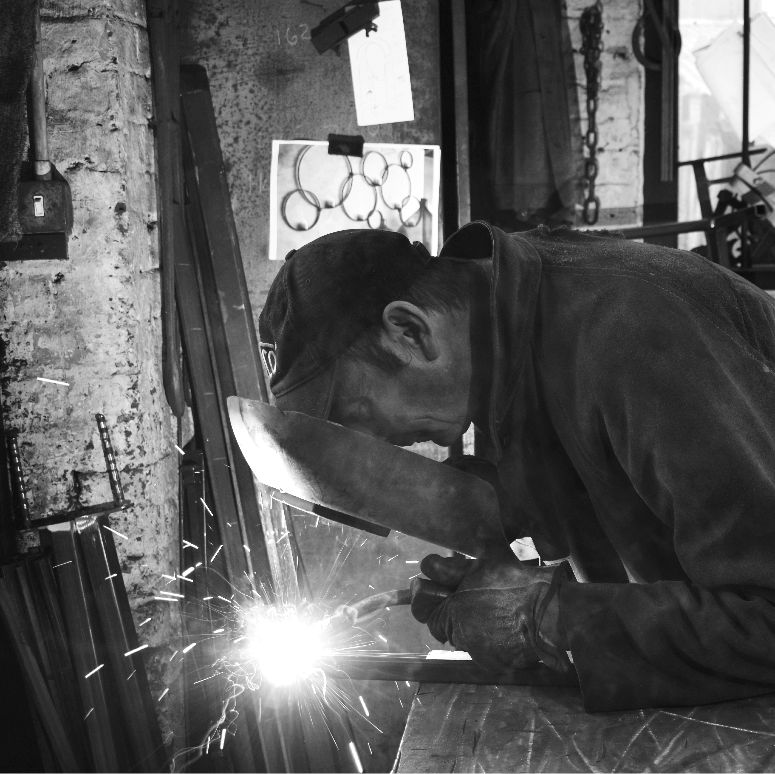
[280,146,426,232]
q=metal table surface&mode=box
[395,683,775,772]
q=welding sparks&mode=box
[358,695,370,716]
[84,664,104,678]
[125,644,148,657]
[210,545,223,562]
[37,377,69,386]
[158,688,170,702]
[84,708,94,720]
[220,729,227,750]
[174,445,185,456]
[182,540,198,550]
[200,498,214,517]
[180,566,195,577]
[237,604,325,686]
[53,560,72,569]
[158,591,184,599]
[405,560,419,564]
[105,573,117,580]
[139,617,151,627]
[182,643,197,654]
[154,596,179,602]
[349,742,364,773]
[103,524,128,540]
[377,634,387,643]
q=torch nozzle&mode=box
[321,588,411,633]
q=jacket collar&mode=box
[440,222,542,459]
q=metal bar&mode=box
[0,379,16,563]
[180,66,274,593]
[15,564,70,729]
[28,2,51,181]
[6,428,31,528]
[174,204,253,594]
[743,0,751,167]
[0,570,79,771]
[147,0,185,417]
[450,0,470,229]
[323,654,579,687]
[29,556,90,767]
[180,66,269,405]
[77,514,168,772]
[48,523,126,772]
[96,413,125,506]
[677,147,767,166]
[692,161,714,219]
[180,454,239,772]
[620,204,765,239]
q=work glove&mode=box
[410,551,572,673]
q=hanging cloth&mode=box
[468,0,582,227]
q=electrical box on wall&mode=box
[0,162,73,261]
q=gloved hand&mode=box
[410,551,572,673]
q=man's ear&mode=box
[382,301,441,362]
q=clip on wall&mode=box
[311,1,379,55]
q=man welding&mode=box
[258,222,775,712]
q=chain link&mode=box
[580,1,604,225]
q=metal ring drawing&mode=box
[281,188,321,231]
[380,163,412,210]
[341,173,379,222]
[296,144,353,208]
[361,151,389,187]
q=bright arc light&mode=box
[242,606,325,685]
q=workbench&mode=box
[395,683,775,772]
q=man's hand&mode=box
[410,551,571,672]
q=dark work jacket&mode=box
[440,221,775,712]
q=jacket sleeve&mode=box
[559,286,775,711]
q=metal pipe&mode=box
[28,3,51,181]
[742,0,751,167]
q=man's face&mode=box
[329,356,471,446]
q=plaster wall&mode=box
[0,0,182,756]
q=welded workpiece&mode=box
[227,396,509,557]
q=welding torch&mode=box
[321,588,412,633]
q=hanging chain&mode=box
[580,1,604,225]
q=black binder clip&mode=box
[310,2,379,55]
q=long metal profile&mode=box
[323,654,579,687]
[451,0,471,228]
[48,523,124,772]
[76,515,168,773]
[0,572,80,772]
[179,65,268,405]
[179,69,274,595]
[174,219,254,593]
[179,451,263,774]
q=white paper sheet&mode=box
[347,1,414,126]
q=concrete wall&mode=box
[0,0,182,755]
[566,0,645,227]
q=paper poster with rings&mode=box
[268,140,441,261]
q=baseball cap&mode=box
[258,229,434,419]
